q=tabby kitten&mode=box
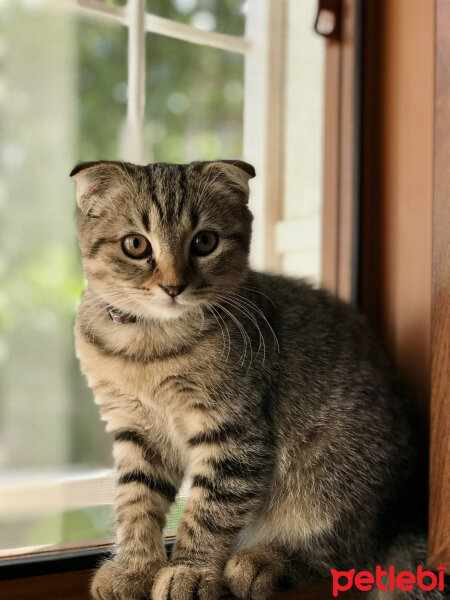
[72,160,434,600]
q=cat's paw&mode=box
[224,547,283,600]
[91,558,164,600]
[151,564,221,600]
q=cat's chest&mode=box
[75,315,222,442]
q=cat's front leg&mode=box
[92,429,183,600]
[152,424,271,600]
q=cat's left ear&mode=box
[217,160,256,179]
[203,160,256,203]
[70,160,125,210]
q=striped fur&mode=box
[72,161,435,600]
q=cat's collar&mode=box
[107,306,137,324]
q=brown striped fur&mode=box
[72,161,439,600]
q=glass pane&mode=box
[77,15,128,160]
[0,0,127,554]
[144,35,244,162]
[146,0,246,37]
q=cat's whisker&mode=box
[212,304,232,363]
[220,297,266,364]
[198,307,206,332]
[205,304,229,363]
[228,292,280,353]
[240,285,277,307]
[215,302,253,368]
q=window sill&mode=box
[0,541,361,599]
[0,570,360,600]
[0,540,364,599]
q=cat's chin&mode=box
[141,300,196,322]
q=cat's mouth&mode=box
[103,286,201,323]
[142,293,198,321]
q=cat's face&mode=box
[72,160,254,321]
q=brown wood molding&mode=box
[0,570,93,600]
[321,0,359,302]
[428,0,450,573]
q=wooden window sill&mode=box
[0,570,361,600]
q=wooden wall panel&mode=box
[362,0,449,571]
[361,0,434,415]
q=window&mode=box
[0,0,325,561]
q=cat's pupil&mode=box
[190,230,217,256]
[133,237,140,248]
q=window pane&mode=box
[77,15,128,160]
[0,0,127,554]
[144,35,244,162]
[146,0,246,36]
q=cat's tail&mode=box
[367,534,450,599]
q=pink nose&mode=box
[158,283,187,298]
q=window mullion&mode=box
[123,0,146,163]
[143,12,249,54]
[63,0,127,24]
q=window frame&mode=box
[320,0,362,304]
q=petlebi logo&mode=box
[331,564,446,596]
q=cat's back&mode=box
[246,270,403,415]
[248,270,389,368]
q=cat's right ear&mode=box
[70,160,124,210]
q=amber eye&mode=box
[122,234,152,259]
[190,231,218,256]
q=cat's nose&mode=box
[159,283,187,298]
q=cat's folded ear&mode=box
[70,160,126,211]
[217,160,256,178]
[202,160,255,203]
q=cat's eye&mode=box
[122,234,152,259]
[190,231,218,256]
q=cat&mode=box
[71,159,443,600]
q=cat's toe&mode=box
[91,560,119,600]
[91,558,164,600]
[152,565,221,600]
[224,549,281,600]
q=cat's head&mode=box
[71,160,255,321]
